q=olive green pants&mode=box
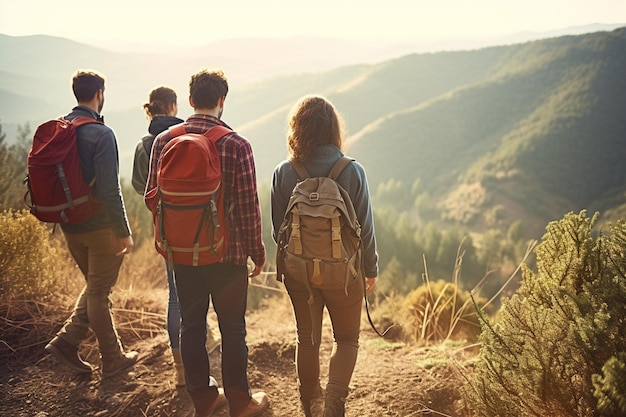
[56,228,125,361]
[284,275,363,401]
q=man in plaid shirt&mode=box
[145,69,268,417]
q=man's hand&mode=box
[116,236,134,256]
[365,277,376,295]
[248,262,265,278]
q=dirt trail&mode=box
[0,302,473,417]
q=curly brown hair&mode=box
[287,95,344,162]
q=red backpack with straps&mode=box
[145,124,233,266]
[24,117,103,223]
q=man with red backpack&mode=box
[43,70,138,378]
[145,69,268,417]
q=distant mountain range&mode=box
[1,24,625,238]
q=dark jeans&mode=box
[166,259,211,350]
[174,262,251,415]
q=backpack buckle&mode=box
[309,192,320,201]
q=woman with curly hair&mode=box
[271,95,379,417]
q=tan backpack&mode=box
[276,156,363,294]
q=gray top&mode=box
[270,144,379,278]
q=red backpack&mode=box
[24,117,103,223]
[145,124,233,266]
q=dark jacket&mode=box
[131,116,183,195]
[60,106,131,238]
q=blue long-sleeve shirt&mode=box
[60,106,131,238]
[270,144,379,278]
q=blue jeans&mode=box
[174,262,252,416]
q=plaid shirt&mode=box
[146,114,265,268]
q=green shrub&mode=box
[465,211,626,417]
[0,210,75,301]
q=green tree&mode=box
[465,211,626,417]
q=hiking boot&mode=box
[194,388,227,417]
[45,336,94,374]
[301,396,324,417]
[323,395,345,417]
[231,391,269,417]
[102,350,139,378]
[206,327,221,354]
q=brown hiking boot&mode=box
[301,396,324,417]
[194,388,227,417]
[231,392,269,417]
[102,350,139,378]
[45,336,94,374]
[323,395,345,417]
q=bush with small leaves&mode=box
[465,211,626,417]
[593,352,626,416]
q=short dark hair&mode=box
[288,95,344,162]
[189,69,228,109]
[72,70,105,102]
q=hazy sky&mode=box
[1,0,625,51]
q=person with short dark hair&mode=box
[146,69,268,417]
[45,69,138,379]
[270,95,379,417]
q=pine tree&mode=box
[465,211,626,417]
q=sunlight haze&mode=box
[1,0,625,51]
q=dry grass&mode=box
[368,238,537,349]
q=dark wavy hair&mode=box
[72,70,105,102]
[143,86,177,119]
[189,69,228,109]
[287,95,344,162]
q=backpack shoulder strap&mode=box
[289,158,311,179]
[65,117,102,128]
[328,156,354,180]
[64,117,102,187]
[168,124,232,143]
[202,125,233,143]
[141,134,155,156]
[169,124,187,138]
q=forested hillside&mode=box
[342,28,626,237]
[2,27,626,295]
[226,28,626,240]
